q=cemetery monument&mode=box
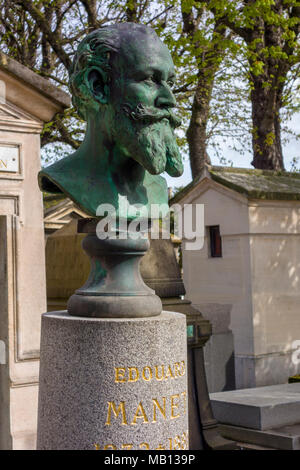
[37,23,188,450]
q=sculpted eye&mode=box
[141,74,161,85]
[145,75,157,83]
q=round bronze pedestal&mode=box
[67,219,162,318]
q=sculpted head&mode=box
[69,23,183,177]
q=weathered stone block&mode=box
[210,383,300,430]
[37,311,188,450]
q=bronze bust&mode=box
[39,23,183,220]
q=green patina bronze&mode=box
[39,23,183,219]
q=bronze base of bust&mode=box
[67,218,162,318]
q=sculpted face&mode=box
[40,25,184,220]
[93,30,183,177]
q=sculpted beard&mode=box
[112,103,184,176]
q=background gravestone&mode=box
[0,53,70,450]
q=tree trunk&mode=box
[187,77,212,180]
[250,80,284,170]
[125,0,138,22]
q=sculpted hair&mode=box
[69,23,158,119]
[69,26,121,119]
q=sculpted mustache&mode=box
[122,103,181,129]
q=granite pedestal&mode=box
[37,311,188,450]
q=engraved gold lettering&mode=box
[0,159,7,168]
[113,361,185,384]
[154,365,164,381]
[128,367,139,383]
[104,444,117,449]
[174,362,181,377]
[95,431,189,450]
[121,443,133,449]
[142,366,152,382]
[105,401,127,425]
[131,402,149,425]
[164,365,174,380]
[182,431,188,450]
[156,443,165,450]
[152,397,166,423]
[139,442,150,450]
[170,394,180,419]
[173,435,181,450]
[114,367,126,383]
[181,391,187,415]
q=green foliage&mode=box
[0,0,299,172]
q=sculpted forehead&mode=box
[117,31,175,76]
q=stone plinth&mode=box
[37,311,188,450]
[210,383,300,431]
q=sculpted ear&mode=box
[87,68,109,105]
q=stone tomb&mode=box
[0,53,70,449]
[210,383,300,449]
[172,166,300,391]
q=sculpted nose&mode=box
[155,83,176,109]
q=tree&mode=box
[0,0,248,174]
[144,1,246,178]
[0,1,175,157]
[206,0,300,170]
[1,1,298,174]
[176,1,234,178]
